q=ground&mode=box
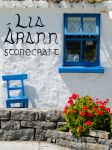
[0,141,71,150]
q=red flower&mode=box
[68,99,74,106]
[71,110,76,113]
[105,107,110,113]
[80,111,86,117]
[103,99,109,105]
[96,98,99,101]
[89,98,93,101]
[92,107,97,111]
[97,110,103,116]
[88,112,93,117]
[100,105,105,109]
[64,105,68,114]
[82,106,88,111]
[85,121,92,126]
[71,93,79,100]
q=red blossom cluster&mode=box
[64,93,112,136]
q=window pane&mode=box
[66,40,80,62]
[82,40,97,62]
[67,17,81,33]
[83,17,96,33]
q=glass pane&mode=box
[66,40,80,62]
[82,40,97,62]
[67,17,81,33]
[83,17,96,33]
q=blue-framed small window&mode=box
[63,13,100,67]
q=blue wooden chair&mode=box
[2,74,28,108]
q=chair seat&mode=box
[7,96,28,103]
[7,96,28,101]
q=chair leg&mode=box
[25,100,28,108]
[6,101,11,108]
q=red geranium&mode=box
[80,111,86,117]
[82,106,88,111]
[64,105,68,114]
[71,110,76,113]
[92,107,97,111]
[71,93,79,100]
[100,105,105,109]
[88,112,93,117]
[68,99,74,106]
[105,107,110,113]
[97,110,103,116]
[85,121,92,126]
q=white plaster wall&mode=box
[0,2,112,110]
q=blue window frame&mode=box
[59,13,104,73]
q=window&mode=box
[59,14,104,73]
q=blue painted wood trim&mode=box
[59,66,104,73]
[2,74,27,80]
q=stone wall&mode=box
[0,109,112,150]
[0,109,65,141]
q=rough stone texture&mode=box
[57,122,67,128]
[0,129,34,141]
[0,110,10,120]
[45,111,63,122]
[21,121,56,129]
[85,143,109,150]
[0,109,111,150]
[35,128,46,141]
[21,121,40,128]
[82,136,98,143]
[45,130,60,139]
[11,110,36,121]
[36,111,46,121]
[45,130,81,142]
[1,121,20,130]
[56,139,85,149]
[89,130,110,139]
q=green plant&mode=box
[64,94,111,137]
[57,124,69,132]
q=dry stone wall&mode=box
[0,109,112,150]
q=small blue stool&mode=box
[2,74,28,108]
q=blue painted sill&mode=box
[59,66,104,73]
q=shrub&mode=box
[64,94,111,137]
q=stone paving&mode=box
[0,141,71,150]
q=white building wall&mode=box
[0,1,112,110]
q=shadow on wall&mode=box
[25,85,38,108]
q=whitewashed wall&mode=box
[0,1,112,110]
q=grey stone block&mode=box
[82,137,98,143]
[0,129,34,141]
[45,130,60,139]
[105,139,112,147]
[89,130,110,139]
[56,138,70,147]
[35,128,46,141]
[40,121,56,130]
[21,121,40,128]
[45,110,63,122]
[98,138,107,145]
[47,138,52,143]
[57,122,66,128]
[1,121,20,130]
[38,111,46,121]
[11,110,36,121]
[85,143,109,150]
[0,110,10,120]
[56,139,85,149]
[21,121,56,129]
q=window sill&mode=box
[59,66,104,73]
